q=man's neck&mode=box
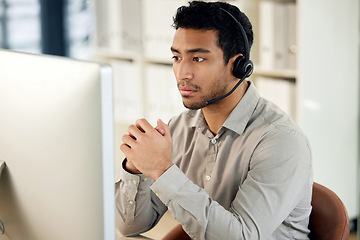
[202,81,249,135]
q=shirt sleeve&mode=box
[151,128,312,240]
[115,159,167,237]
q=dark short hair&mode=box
[172,1,254,65]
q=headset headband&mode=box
[220,8,250,61]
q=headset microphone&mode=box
[206,8,254,106]
[206,68,252,106]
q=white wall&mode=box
[298,0,360,219]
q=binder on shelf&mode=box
[111,60,143,123]
[107,0,122,51]
[273,3,288,70]
[142,0,188,62]
[94,0,110,48]
[259,1,297,71]
[94,0,142,53]
[259,1,275,70]
[145,64,184,125]
[255,76,296,120]
[120,0,142,52]
[287,3,297,70]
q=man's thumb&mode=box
[155,119,168,136]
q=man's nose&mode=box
[174,61,194,81]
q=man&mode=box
[116,1,313,239]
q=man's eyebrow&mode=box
[170,47,179,53]
[187,48,211,53]
[170,47,211,54]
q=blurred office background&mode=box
[0,0,92,58]
[0,0,359,238]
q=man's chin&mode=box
[182,100,207,110]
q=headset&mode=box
[206,8,254,106]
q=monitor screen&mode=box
[0,49,115,240]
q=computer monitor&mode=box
[0,49,115,240]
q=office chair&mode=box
[308,182,350,240]
[162,224,190,240]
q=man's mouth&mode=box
[177,82,200,97]
[178,86,198,96]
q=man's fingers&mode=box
[155,119,167,136]
[127,124,142,140]
[122,134,137,148]
[156,119,170,136]
[155,126,165,136]
[136,118,155,134]
[120,143,131,155]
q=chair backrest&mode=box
[308,182,350,240]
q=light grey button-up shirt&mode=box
[116,82,313,240]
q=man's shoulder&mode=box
[248,97,308,142]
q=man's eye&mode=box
[193,57,205,62]
[172,56,181,61]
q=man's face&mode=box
[171,28,234,110]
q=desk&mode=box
[116,211,179,240]
[117,235,153,240]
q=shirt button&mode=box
[132,180,138,185]
[142,177,148,182]
[128,200,134,205]
[211,139,217,144]
[205,175,211,181]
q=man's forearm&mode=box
[115,166,167,236]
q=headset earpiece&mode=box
[242,59,254,78]
[233,56,254,79]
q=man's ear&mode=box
[230,53,243,64]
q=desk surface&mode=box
[116,211,179,240]
[117,236,153,240]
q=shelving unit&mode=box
[92,0,359,222]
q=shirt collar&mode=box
[189,108,206,131]
[189,81,260,136]
[223,81,260,135]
